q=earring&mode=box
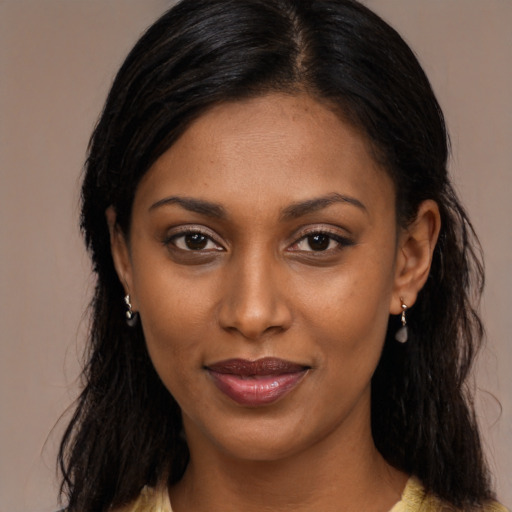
[124,294,138,327]
[395,298,408,343]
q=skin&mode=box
[109,93,440,512]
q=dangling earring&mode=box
[124,294,138,327]
[395,297,408,343]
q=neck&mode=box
[170,399,407,512]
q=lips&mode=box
[206,357,309,406]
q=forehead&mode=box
[134,93,394,219]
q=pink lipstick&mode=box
[206,357,308,406]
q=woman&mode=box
[58,0,507,510]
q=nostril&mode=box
[218,301,293,341]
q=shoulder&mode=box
[391,477,509,512]
[113,484,172,512]
[479,503,510,512]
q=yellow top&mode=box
[118,476,509,512]
[388,477,508,512]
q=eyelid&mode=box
[296,224,352,240]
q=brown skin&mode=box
[108,93,440,512]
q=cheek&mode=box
[141,312,211,418]
[300,263,394,337]
[296,249,396,371]
[132,267,214,391]
[141,299,206,356]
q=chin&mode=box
[217,433,310,463]
[185,408,333,465]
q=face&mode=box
[114,93,404,463]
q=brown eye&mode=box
[167,230,223,252]
[289,229,354,254]
[184,233,208,250]
[307,234,330,251]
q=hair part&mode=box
[59,1,492,510]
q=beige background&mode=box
[0,1,510,511]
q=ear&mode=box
[106,206,137,310]
[390,200,441,314]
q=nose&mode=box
[217,251,293,341]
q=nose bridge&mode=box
[218,244,292,340]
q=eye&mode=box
[165,229,224,252]
[297,233,335,251]
[289,229,353,253]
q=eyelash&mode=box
[163,226,353,255]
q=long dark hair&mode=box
[59,0,493,510]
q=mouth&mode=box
[205,357,310,407]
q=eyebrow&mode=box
[149,192,366,220]
[280,193,367,220]
[149,196,226,219]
